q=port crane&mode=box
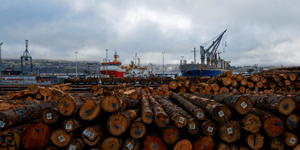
[200,29,227,65]
[20,40,33,75]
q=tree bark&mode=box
[148,96,170,128]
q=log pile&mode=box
[1,80,300,150]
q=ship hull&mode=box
[100,71,125,77]
[180,64,228,77]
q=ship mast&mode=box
[191,47,199,64]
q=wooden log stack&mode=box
[1,80,300,150]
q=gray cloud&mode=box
[1,0,300,67]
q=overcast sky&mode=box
[1,0,300,67]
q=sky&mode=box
[1,0,300,67]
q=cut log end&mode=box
[42,108,60,124]
[263,116,284,137]
[193,136,214,150]
[278,97,296,115]
[122,138,140,150]
[0,130,21,150]
[79,100,101,121]
[142,112,154,124]
[107,114,128,136]
[82,126,104,146]
[50,129,71,147]
[130,121,147,139]
[101,95,120,113]
[245,133,264,150]
[102,137,122,150]
[162,126,180,145]
[270,138,284,150]
[58,97,76,116]
[241,114,261,133]
[173,139,192,150]
[233,96,253,115]
[174,115,188,128]
[218,120,241,143]
[143,135,166,150]
[212,106,232,123]
[286,114,299,130]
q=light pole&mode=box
[75,52,78,78]
[106,49,108,76]
[0,42,3,82]
[162,51,165,76]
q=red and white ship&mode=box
[100,51,126,77]
[100,51,156,78]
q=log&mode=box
[107,109,139,136]
[50,129,74,147]
[130,117,147,140]
[42,108,60,124]
[44,145,59,150]
[79,99,101,121]
[82,123,104,146]
[211,83,219,92]
[214,143,230,150]
[197,94,253,115]
[201,119,218,137]
[143,134,166,150]
[282,131,298,147]
[178,93,232,123]
[193,136,214,150]
[63,118,86,132]
[154,96,188,128]
[162,126,180,145]
[245,133,264,150]
[285,114,300,130]
[240,79,247,86]
[140,93,154,124]
[169,92,205,121]
[178,87,186,93]
[232,80,238,87]
[27,84,40,94]
[222,77,232,86]
[247,94,296,115]
[0,119,42,150]
[173,139,192,150]
[67,138,85,150]
[0,100,58,130]
[58,94,84,116]
[100,95,123,113]
[218,120,241,143]
[269,138,284,150]
[219,87,229,95]
[148,96,170,128]
[240,114,261,133]
[177,81,184,88]
[102,137,123,150]
[169,81,178,90]
[251,108,284,137]
[175,105,200,135]
[121,98,140,112]
[122,138,140,150]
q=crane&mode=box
[20,40,33,75]
[200,29,227,65]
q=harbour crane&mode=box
[200,29,227,65]
[20,40,33,74]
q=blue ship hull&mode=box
[181,70,224,77]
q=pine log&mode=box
[173,139,192,150]
[63,118,86,132]
[239,86,246,94]
[130,118,147,139]
[175,105,200,135]
[193,136,214,150]
[50,129,74,147]
[222,77,232,86]
[148,96,170,128]
[82,123,104,146]
[194,94,253,115]
[218,120,241,143]
[214,142,230,150]
[177,81,184,88]
[58,94,84,116]
[245,133,264,150]
[67,138,85,150]
[250,108,284,137]
[232,79,238,87]
[219,87,229,95]
[240,114,261,133]
[169,81,178,90]
[246,94,295,115]
[100,95,126,113]
[285,114,300,130]
[42,107,59,124]
[240,79,247,86]
[269,138,284,150]
[178,93,231,123]
[28,84,40,94]
[102,137,123,150]
[235,74,244,81]
[162,126,180,145]
[107,109,139,136]
[143,134,166,150]
[201,119,218,137]
[0,100,58,130]
[282,131,298,147]
[122,138,140,150]
[44,145,59,150]
[140,92,154,124]
[121,98,140,112]
[211,83,220,92]
[154,96,188,128]
[169,92,205,121]
[79,99,101,121]
[179,87,186,93]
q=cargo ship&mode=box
[180,29,230,77]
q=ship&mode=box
[100,51,156,78]
[180,29,231,77]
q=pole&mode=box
[75,52,78,78]
[162,51,165,76]
[106,49,108,76]
[0,42,2,82]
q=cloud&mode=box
[1,0,300,67]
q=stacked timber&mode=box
[1,83,300,150]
